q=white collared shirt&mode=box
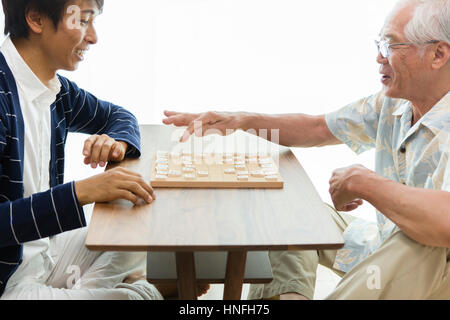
[1,36,61,287]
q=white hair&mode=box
[404,0,450,45]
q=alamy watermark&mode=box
[168,121,281,166]
[66,5,83,30]
[366,264,381,290]
[66,4,97,30]
[66,265,82,290]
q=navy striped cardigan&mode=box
[0,53,141,296]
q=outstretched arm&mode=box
[162,110,341,148]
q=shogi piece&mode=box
[150,151,283,189]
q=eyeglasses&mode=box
[375,39,439,58]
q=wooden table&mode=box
[85,124,344,299]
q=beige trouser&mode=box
[248,204,450,300]
[1,228,163,300]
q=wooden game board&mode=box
[150,151,284,189]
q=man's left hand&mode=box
[329,164,375,212]
[83,134,128,168]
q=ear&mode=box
[25,8,47,35]
[431,42,450,70]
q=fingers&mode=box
[117,190,139,205]
[164,111,226,142]
[344,199,363,209]
[134,174,156,200]
[83,135,106,168]
[115,168,156,203]
[83,135,97,158]
[120,181,153,204]
[334,199,363,212]
[78,167,156,206]
[123,180,155,204]
[118,167,142,178]
[83,135,126,168]
[163,110,180,117]
[162,115,184,126]
[163,111,196,127]
[180,123,196,143]
[179,112,220,143]
[340,203,359,212]
[109,142,126,162]
[90,136,107,168]
[98,139,115,166]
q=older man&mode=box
[163,0,450,299]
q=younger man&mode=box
[0,0,160,299]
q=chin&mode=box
[63,63,79,72]
[382,86,401,99]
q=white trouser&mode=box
[1,228,162,300]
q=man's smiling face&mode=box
[39,0,100,72]
[377,2,432,100]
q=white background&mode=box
[0,0,397,221]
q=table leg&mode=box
[223,251,247,300]
[175,252,198,300]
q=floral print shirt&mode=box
[325,91,450,272]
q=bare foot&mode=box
[123,271,146,284]
[154,283,211,299]
[280,292,310,300]
[197,284,211,297]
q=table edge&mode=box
[85,243,345,252]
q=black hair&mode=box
[2,0,104,38]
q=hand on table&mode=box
[75,167,156,206]
[162,110,241,143]
[329,164,374,212]
[83,134,128,168]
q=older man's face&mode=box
[377,3,430,100]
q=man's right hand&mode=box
[162,110,245,143]
[75,167,156,206]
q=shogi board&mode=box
[150,152,284,189]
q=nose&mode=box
[85,24,98,45]
[376,51,388,65]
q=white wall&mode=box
[0,0,397,221]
